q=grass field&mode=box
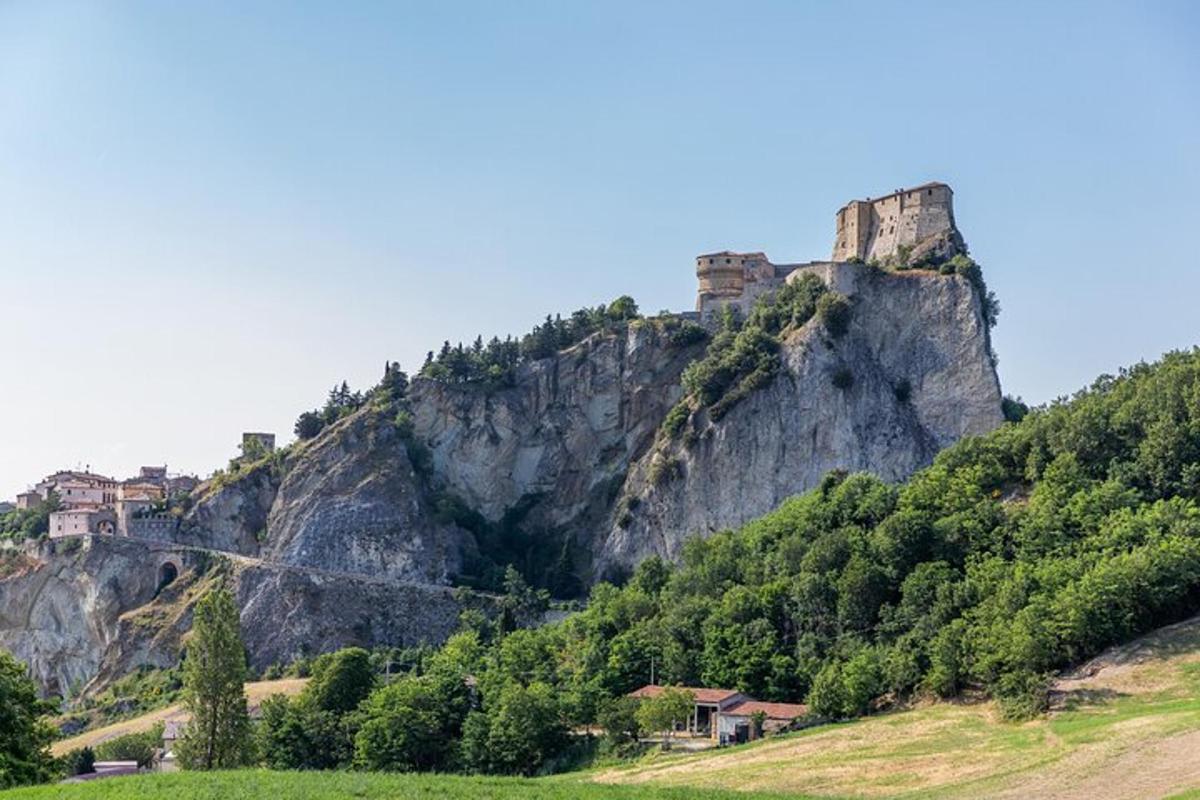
[0,770,796,800]
[51,678,307,756]
[595,614,1200,799]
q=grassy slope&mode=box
[51,679,307,756]
[0,771,797,800]
[595,614,1200,800]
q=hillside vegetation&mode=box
[444,347,1200,731]
[596,611,1200,799]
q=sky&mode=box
[1,1,1198,498]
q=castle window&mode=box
[927,189,932,196]
[725,258,731,264]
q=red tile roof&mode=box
[723,699,808,720]
[628,684,741,704]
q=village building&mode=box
[49,508,117,537]
[16,464,199,539]
[15,491,41,510]
[628,684,808,745]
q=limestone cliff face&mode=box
[0,539,165,697]
[410,322,703,537]
[599,263,1003,568]
[0,262,1002,695]
[262,408,467,584]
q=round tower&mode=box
[695,252,747,311]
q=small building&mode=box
[241,432,276,455]
[49,508,117,538]
[628,684,748,739]
[15,491,41,510]
[715,699,809,744]
[158,719,184,772]
[138,465,168,483]
[628,684,808,743]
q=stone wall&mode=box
[832,183,958,264]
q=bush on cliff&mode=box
[669,273,829,433]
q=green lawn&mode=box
[0,770,798,800]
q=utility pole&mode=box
[650,656,656,686]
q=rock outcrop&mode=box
[598,262,1003,568]
[1,259,1003,696]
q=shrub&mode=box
[893,379,912,402]
[649,456,683,487]
[831,367,854,390]
[817,293,851,338]
[672,274,829,426]
[995,670,1051,721]
[668,320,708,348]
[94,723,163,768]
[661,402,690,439]
[63,747,95,776]
[1002,395,1029,423]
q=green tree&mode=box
[0,649,55,788]
[606,295,640,321]
[257,695,349,771]
[460,681,567,775]
[294,411,324,440]
[597,695,641,752]
[353,676,456,772]
[176,589,253,770]
[634,686,694,746]
[816,292,851,337]
[303,647,375,715]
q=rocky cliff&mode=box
[599,262,1002,568]
[0,261,1002,696]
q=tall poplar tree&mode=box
[176,588,252,769]
[0,649,56,788]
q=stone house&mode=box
[49,508,117,538]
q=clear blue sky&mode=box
[1,2,1198,497]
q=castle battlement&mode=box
[695,182,966,318]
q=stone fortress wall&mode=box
[833,182,955,263]
[696,182,963,319]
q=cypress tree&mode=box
[177,589,252,770]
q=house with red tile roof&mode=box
[627,684,808,743]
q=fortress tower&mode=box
[832,182,963,265]
[694,182,966,319]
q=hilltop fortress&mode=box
[696,182,966,317]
